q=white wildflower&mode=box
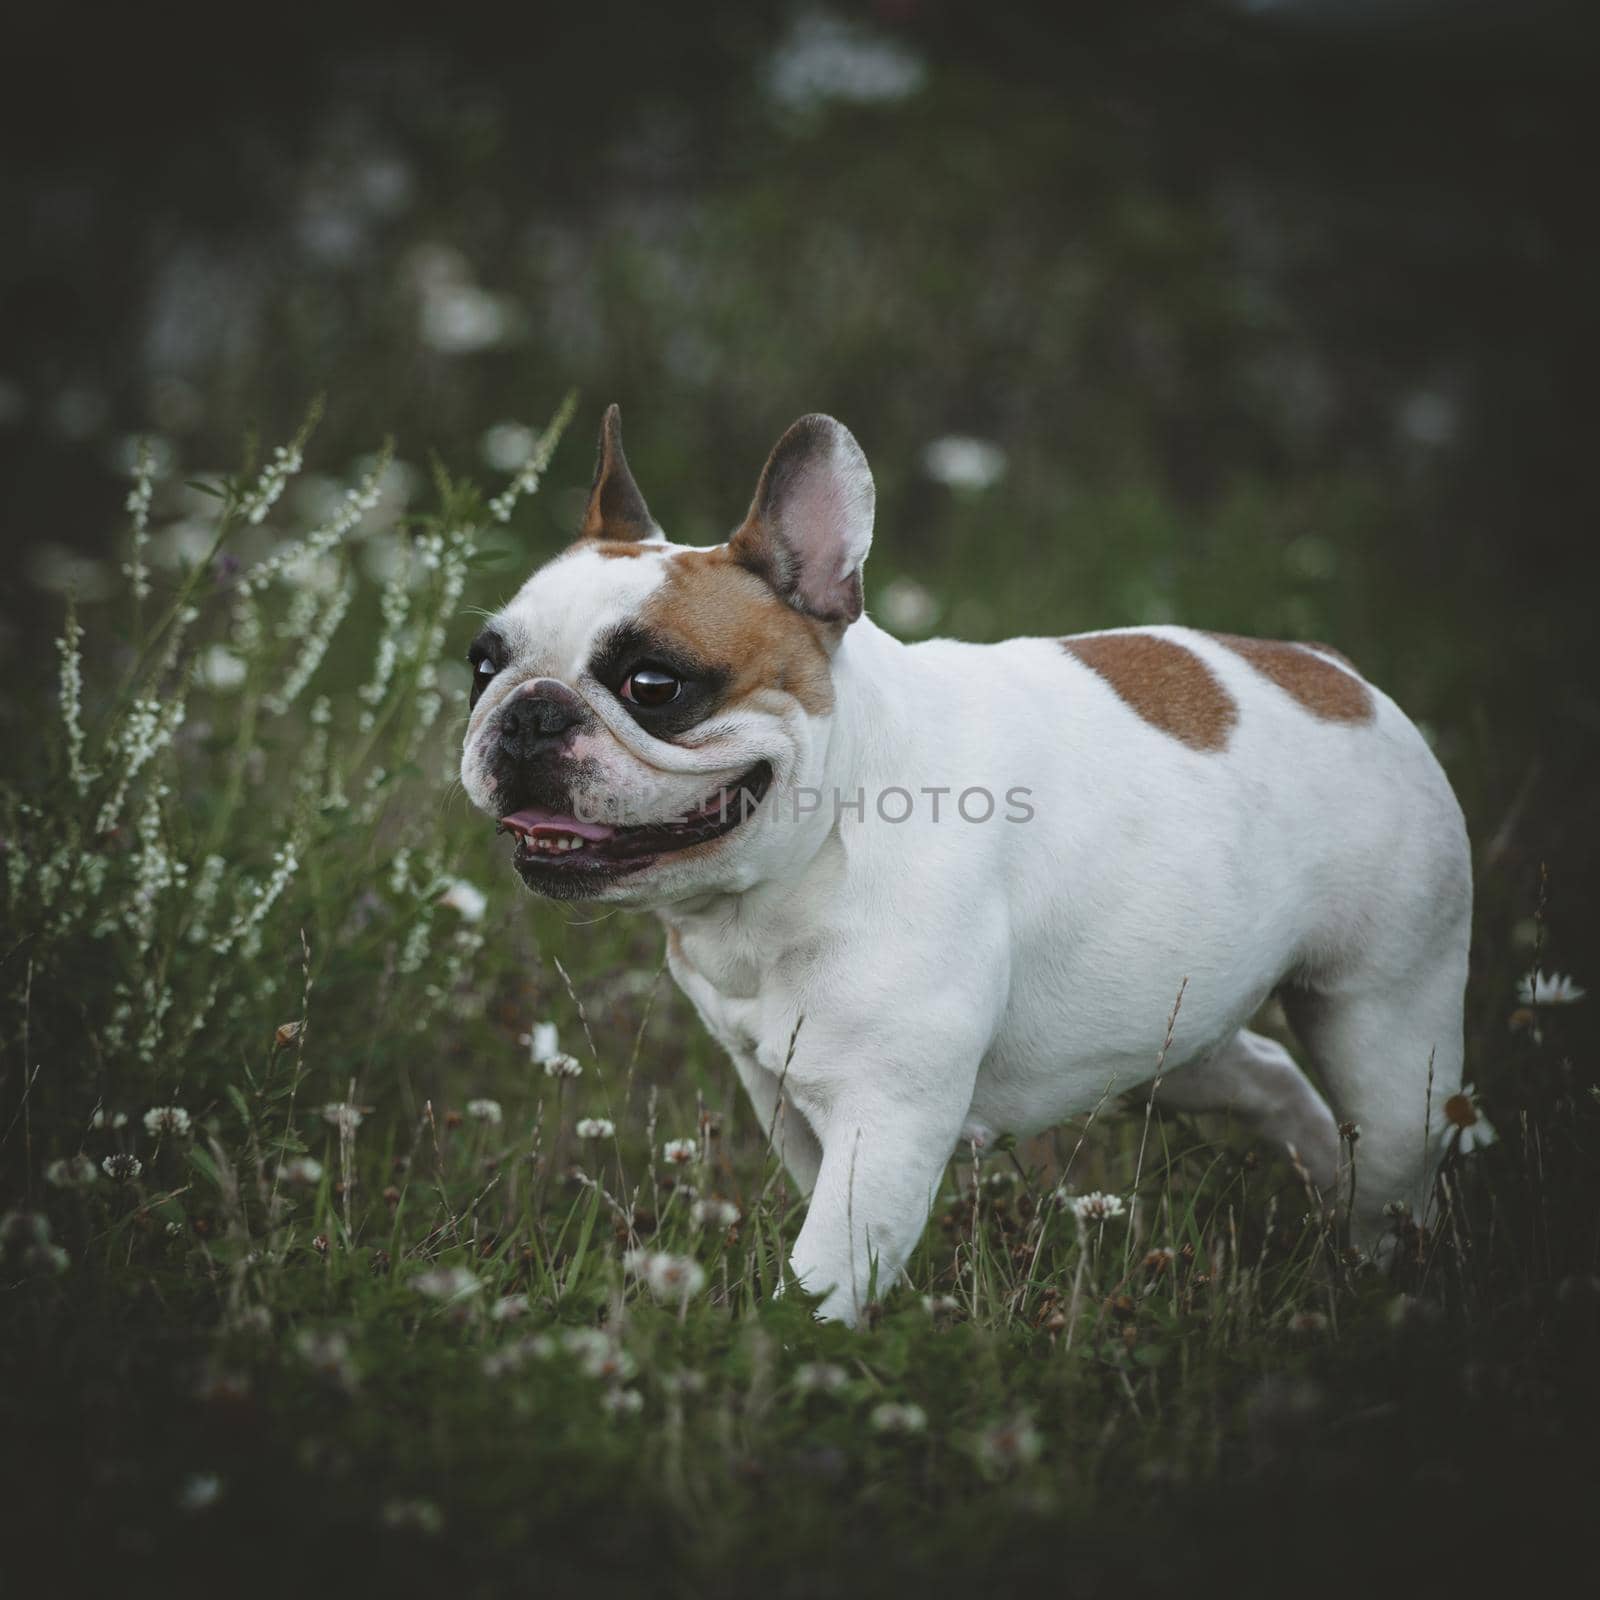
[661,1138,697,1166]
[56,607,94,796]
[176,1473,223,1514]
[599,1387,644,1418]
[794,1362,850,1395]
[876,576,941,635]
[542,1053,583,1080]
[575,1117,615,1140]
[1442,1087,1497,1155]
[465,1098,503,1125]
[45,1154,99,1188]
[624,1249,707,1305]
[438,878,487,923]
[921,1294,961,1317]
[412,1265,482,1302]
[90,1108,129,1131]
[101,1153,143,1182]
[276,1156,323,1188]
[921,434,1006,491]
[143,1105,191,1138]
[690,1197,741,1229]
[1068,1191,1127,1225]
[381,1498,443,1535]
[870,1401,928,1435]
[486,393,576,523]
[562,1327,637,1382]
[196,644,248,694]
[524,1021,560,1063]
[123,438,155,601]
[975,1415,1042,1473]
[239,441,305,526]
[1518,970,1586,1006]
[489,1295,530,1323]
[320,1102,365,1134]
[768,11,926,112]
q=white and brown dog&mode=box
[460,406,1471,1323]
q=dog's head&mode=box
[460,405,874,904]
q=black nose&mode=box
[497,682,584,759]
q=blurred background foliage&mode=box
[3,0,1597,970]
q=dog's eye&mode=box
[476,658,497,680]
[469,653,499,707]
[620,666,682,708]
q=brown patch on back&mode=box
[1061,633,1237,752]
[641,547,835,716]
[1209,633,1374,723]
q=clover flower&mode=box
[661,1138,697,1166]
[975,1415,1042,1473]
[276,1156,323,1189]
[143,1105,191,1138]
[489,1295,529,1323]
[90,1109,128,1131]
[624,1249,707,1305]
[542,1053,582,1080]
[870,1401,928,1435]
[562,1327,638,1382]
[45,1154,99,1189]
[102,1153,143,1182]
[465,1098,503,1126]
[690,1197,741,1229]
[437,878,487,923]
[794,1362,850,1395]
[576,1117,615,1140]
[1442,1087,1497,1155]
[1518,970,1586,1006]
[521,1021,560,1063]
[599,1387,644,1418]
[1067,1191,1126,1225]
[294,1328,358,1390]
[320,1102,365,1134]
[412,1265,482,1302]
[922,1294,961,1317]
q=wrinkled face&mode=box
[460,406,874,905]
[460,538,837,903]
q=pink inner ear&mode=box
[738,414,874,624]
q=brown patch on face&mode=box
[1208,633,1374,723]
[588,540,662,559]
[640,547,835,717]
[1061,633,1237,752]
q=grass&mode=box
[2,401,1597,1600]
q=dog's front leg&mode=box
[785,1080,973,1326]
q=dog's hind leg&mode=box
[1154,1028,1341,1196]
[1282,943,1468,1251]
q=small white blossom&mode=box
[975,1415,1043,1473]
[794,1362,850,1395]
[489,1295,530,1323]
[690,1197,741,1229]
[1067,1191,1127,1225]
[661,1138,697,1166]
[600,1386,644,1418]
[293,1328,356,1388]
[45,1154,99,1188]
[465,1098,503,1126]
[438,878,487,923]
[412,1265,482,1302]
[276,1156,323,1189]
[542,1053,583,1080]
[320,1102,365,1134]
[91,1109,129,1131]
[102,1153,143,1182]
[921,1294,961,1317]
[922,434,1007,491]
[575,1117,615,1140]
[176,1474,223,1513]
[625,1249,707,1305]
[1518,970,1586,1006]
[870,1401,928,1435]
[525,1021,560,1062]
[1442,1087,1497,1155]
[143,1105,192,1138]
[562,1327,637,1381]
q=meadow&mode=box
[2,391,1596,1597]
[4,8,1599,1594]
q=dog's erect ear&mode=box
[580,404,661,541]
[730,415,874,625]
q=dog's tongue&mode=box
[499,808,618,842]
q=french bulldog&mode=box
[460,406,1472,1323]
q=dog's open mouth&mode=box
[497,762,772,885]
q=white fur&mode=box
[463,439,1471,1327]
